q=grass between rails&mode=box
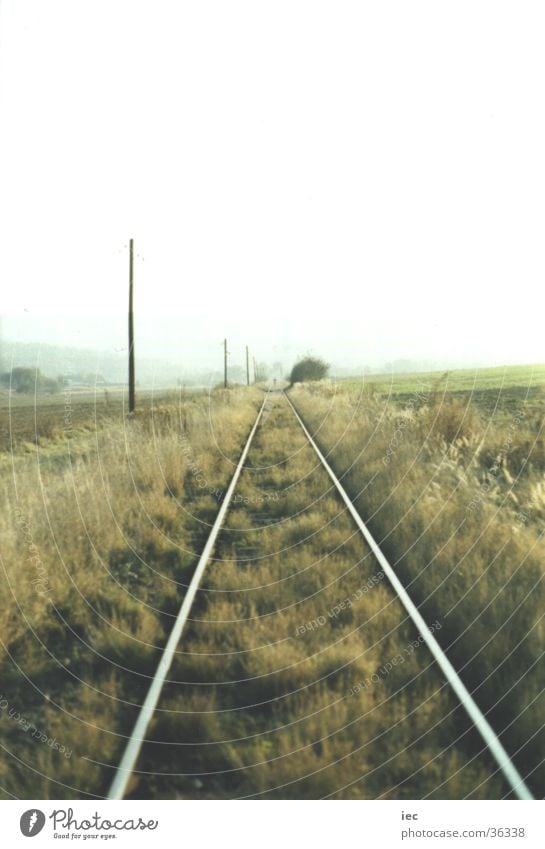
[2,370,541,800]
[290,380,545,797]
[0,387,262,798]
[126,395,503,800]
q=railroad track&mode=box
[106,390,533,800]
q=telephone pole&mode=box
[224,338,228,389]
[246,346,250,386]
[253,356,257,383]
[128,238,135,413]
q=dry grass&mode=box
[2,384,535,799]
[291,383,545,796]
[0,388,261,798]
[125,399,503,800]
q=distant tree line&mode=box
[0,367,61,394]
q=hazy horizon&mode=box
[1,2,544,376]
[2,311,543,381]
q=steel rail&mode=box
[284,391,533,801]
[107,394,268,799]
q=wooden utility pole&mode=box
[128,238,135,413]
[253,356,257,383]
[224,338,228,388]
[246,346,250,386]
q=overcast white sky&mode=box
[1,1,544,371]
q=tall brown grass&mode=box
[128,400,504,800]
[1,386,529,799]
[291,383,545,796]
[0,388,260,798]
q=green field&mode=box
[341,362,545,394]
[336,363,545,419]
